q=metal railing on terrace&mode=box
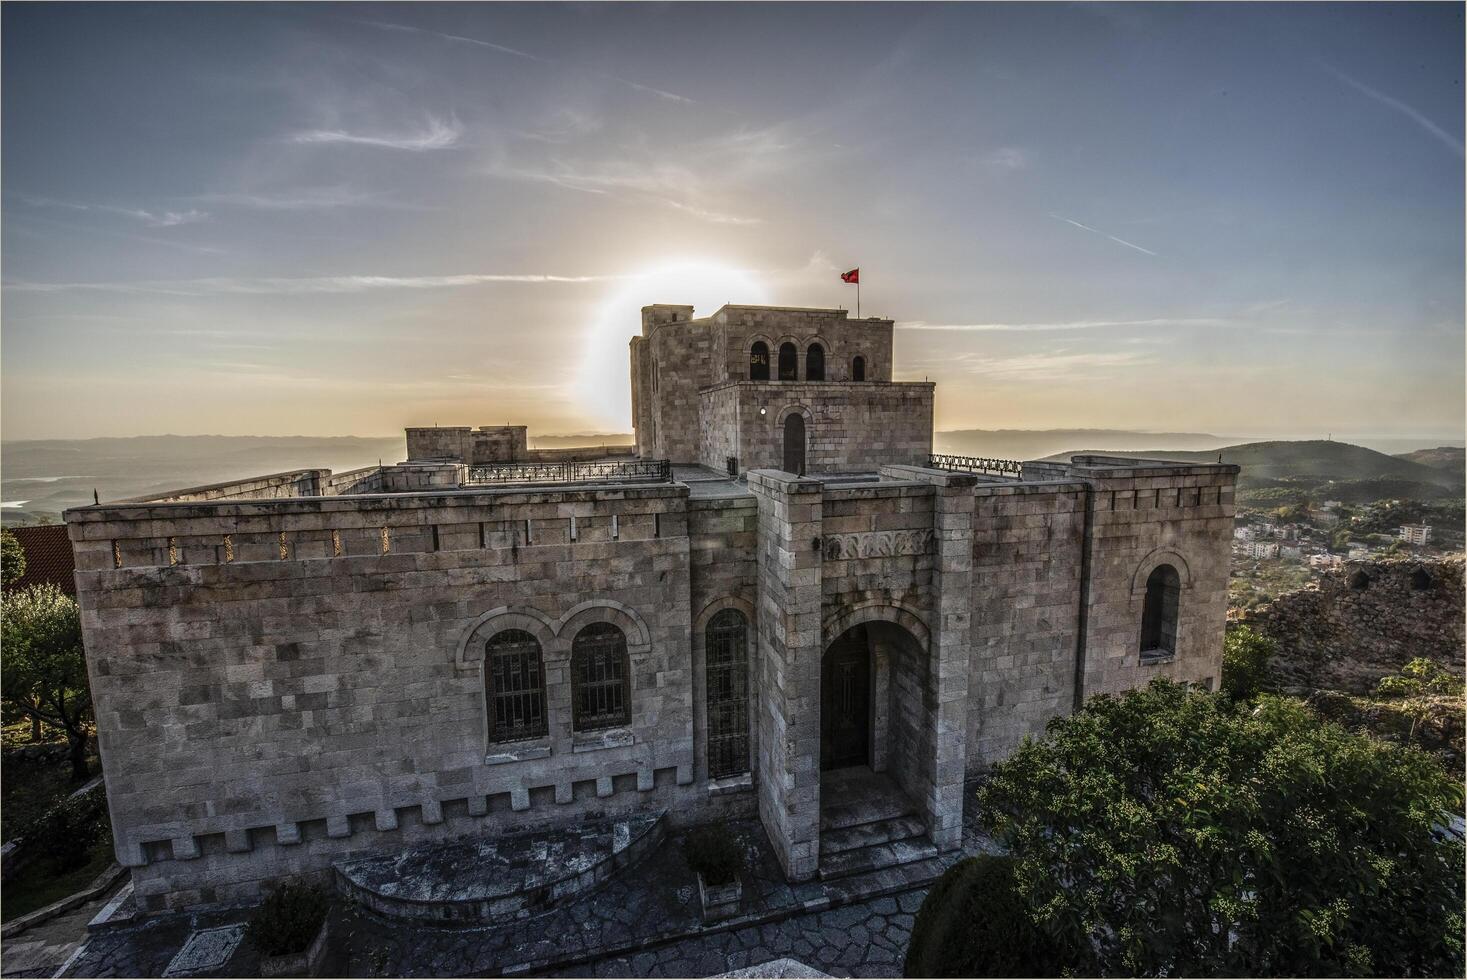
[465,458,672,486]
[926,454,1024,479]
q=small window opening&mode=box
[750,341,770,381]
[805,343,825,382]
[611,514,620,540]
[570,516,578,542]
[778,342,798,381]
[1411,568,1433,591]
[1349,571,1370,591]
[852,355,866,382]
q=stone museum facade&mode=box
[68,304,1237,914]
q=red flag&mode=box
[840,268,859,284]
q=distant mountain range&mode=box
[1394,446,1466,472]
[933,428,1237,461]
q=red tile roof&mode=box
[7,524,76,596]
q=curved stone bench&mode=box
[334,811,665,924]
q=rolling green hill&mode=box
[1044,439,1464,493]
[1394,446,1466,473]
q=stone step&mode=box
[817,834,938,881]
[819,815,926,856]
[819,796,917,833]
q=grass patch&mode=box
[0,753,96,844]
[0,833,114,922]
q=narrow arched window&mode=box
[706,609,750,778]
[778,342,798,381]
[749,341,770,381]
[1139,564,1180,658]
[571,622,631,731]
[806,343,825,382]
[852,355,865,382]
[486,630,548,742]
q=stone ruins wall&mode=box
[1246,557,1465,693]
[697,382,934,474]
[69,486,707,912]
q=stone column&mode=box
[747,469,824,881]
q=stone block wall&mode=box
[1245,557,1465,693]
[68,485,705,912]
[404,426,528,464]
[134,470,330,503]
[710,306,894,384]
[697,382,934,474]
[1076,459,1238,701]
[966,480,1087,769]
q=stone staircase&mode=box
[817,770,937,880]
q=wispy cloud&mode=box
[289,115,463,151]
[918,350,1160,382]
[193,186,426,211]
[898,316,1230,333]
[15,194,209,227]
[1321,61,1464,158]
[1049,213,1158,256]
[486,159,761,225]
[362,20,694,104]
[4,272,634,296]
[362,20,548,63]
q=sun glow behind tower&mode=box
[576,261,769,431]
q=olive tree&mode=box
[1,584,93,780]
[951,681,1464,977]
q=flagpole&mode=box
[856,277,861,319]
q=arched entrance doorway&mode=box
[783,413,806,475]
[821,625,871,769]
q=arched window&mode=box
[778,342,798,381]
[749,341,770,381]
[571,622,631,731]
[806,343,825,382]
[783,412,806,475]
[485,630,548,742]
[705,609,750,778]
[1349,571,1371,591]
[852,355,866,382]
[1139,564,1180,658]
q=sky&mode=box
[2,2,1463,442]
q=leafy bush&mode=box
[904,854,1086,977]
[17,781,107,874]
[976,680,1464,977]
[248,882,330,957]
[681,824,743,885]
[1221,624,1275,701]
[1,528,25,587]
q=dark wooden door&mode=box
[783,413,806,475]
[821,630,871,770]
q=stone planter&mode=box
[258,918,329,978]
[697,873,742,922]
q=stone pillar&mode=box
[748,469,824,882]
[927,470,976,851]
[882,464,975,852]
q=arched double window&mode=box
[485,630,548,742]
[1139,564,1180,658]
[571,622,631,731]
[851,355,866,382]
[749,341,770,381]
[778,342,798,381]
[705,609,751,778]
[806,344,825,382]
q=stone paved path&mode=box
[548,889,929,978]
[0,884,122,979]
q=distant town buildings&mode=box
[1246,541,1282,559]
[1309,554,1345,570]
[1398,524,1432,547]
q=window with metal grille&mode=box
[485,630,548,742]
[705,609,750,778]
[571,623,631,731]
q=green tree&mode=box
[1221,624,1275,701]
[1376,657,1463,742]
[969,681,1463,977]
[1,585,93,780]
[1,528,25,588]
[1332,528,1352,551]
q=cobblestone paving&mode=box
[549,889,929,978]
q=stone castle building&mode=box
[68,304,1237,915]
